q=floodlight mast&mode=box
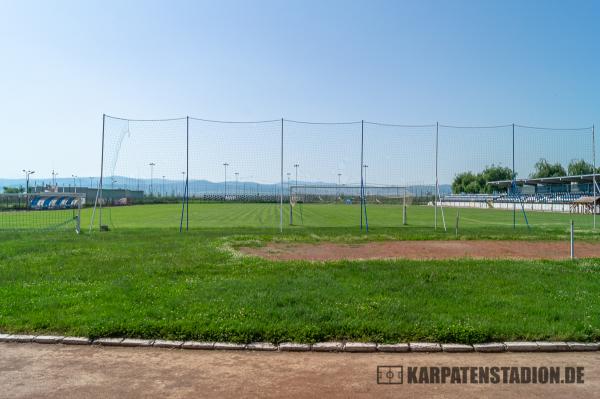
[22,170,34,208]
[149,162,156,196]
[51,170,58,187]
[234,172,239,196]
[223,163,229,200]
[294,164,299,187]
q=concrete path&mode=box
[1,343,599,398]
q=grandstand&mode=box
[440,173,600,214]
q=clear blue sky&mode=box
[1,0,598,183]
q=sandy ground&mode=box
[240,240,600,261]
[1,343,599,398]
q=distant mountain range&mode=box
[1,176,451,195]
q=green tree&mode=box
[480,165,515,193]
[2,186,23,194]
[567,159,594,176]
[452,172,480,194]
[452,165,514,194]
[529,158,566,178]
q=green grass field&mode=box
[1,203,600,344]
[88,202,599,231]
[2,202,598,239]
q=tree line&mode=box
[452,158,596,194]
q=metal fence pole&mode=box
[402,188,407,225]
[360,120,364,231]
[435,122,438,230]
[280,118,284,233]
[512,123,516,229]
[455,209,460,237]
[593,124,596,230]
[90,113,105,232]
[570,220,575,259]
[186,116,189,231]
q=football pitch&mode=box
[1,203,600,344]
[82,202,597,235]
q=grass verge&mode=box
[1,228,599,344]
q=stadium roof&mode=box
[489,173,600,188]
[572,196,600,205]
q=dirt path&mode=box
[1,343,599,398]
[240,240,600,261]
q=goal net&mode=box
[288,184,411,225]
[290,185,411,205]
[0,193,84,233]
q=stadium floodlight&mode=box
[149,162,156,196]
[181,171,186,196]
[22,170,34,208]
[294,164,300,187]
[22,170,34,194]
[235,172,239,196]
[51,170,58,187]
[223,163,229,200]
[162,176,166,197]
[71,175,77,193]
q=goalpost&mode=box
[288,184,411,225]
[0,192,84,233]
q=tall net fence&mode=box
[363,122,436,229]
[189,118,282,229]
[515,125,595,229]
[438,124,514,228]
[97,116,187,229]
[284,120,362,228]
[91,114,597,233]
